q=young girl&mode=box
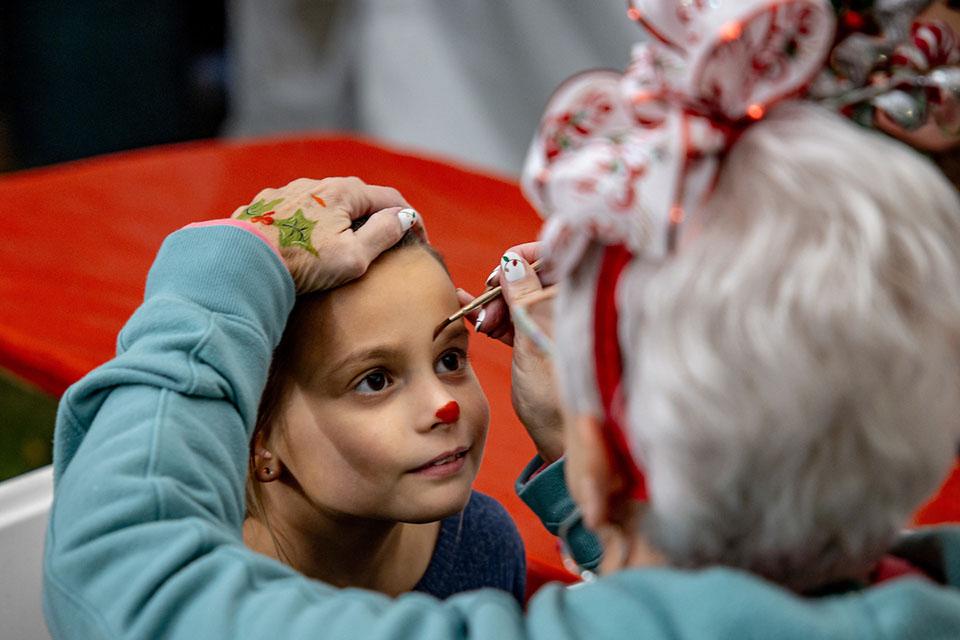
[240,219,525,600]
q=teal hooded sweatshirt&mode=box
[43,225,960,639]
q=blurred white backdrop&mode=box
[225,0,643,175]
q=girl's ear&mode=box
[253,435,283,483]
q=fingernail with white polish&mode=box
[398,208,420,232]
[485,266,501,286]
[475,309,486,331]
[502,252,526,282]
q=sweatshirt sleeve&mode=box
[516,457,604,572]
[42,225,528,640]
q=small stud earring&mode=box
[263,467,272,477]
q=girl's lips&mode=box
[410,447,471,477]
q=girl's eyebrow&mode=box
[326,324,470,378]
[434,323,469,343]
[329,347,402,375]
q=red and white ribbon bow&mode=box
[521,0,836,279]
[520,0,837,504]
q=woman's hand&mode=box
[458,243,565,463]
[232,177,420,294]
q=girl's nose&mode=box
[435,400,460,424]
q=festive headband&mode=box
[520,0,960,501]
[816,1,960,149]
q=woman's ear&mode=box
[253,435,283,483]
[567,413,656,572]
[566,413,626,530]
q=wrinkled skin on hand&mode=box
[232,177,414,294]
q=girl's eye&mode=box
[355,371,392,394]
[436,350,466,374]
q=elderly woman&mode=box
[44,1,960,638]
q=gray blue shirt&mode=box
[414,491,525,602]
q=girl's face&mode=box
[270,247,490,523]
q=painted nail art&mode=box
[475,308,486,331]
[502,252,526,282]
[398,208,420,232]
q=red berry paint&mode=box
[435,400,460,423]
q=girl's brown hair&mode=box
[245,223,446,560]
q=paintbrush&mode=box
[433,258,544,339]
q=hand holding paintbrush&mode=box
[434,255,544,339]
[436,244,562,461]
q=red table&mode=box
[1,135,957,594]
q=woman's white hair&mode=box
[553,101,960,592]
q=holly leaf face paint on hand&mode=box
[237,197,284,220]
[229,177,412,295]
[275,208,319,255]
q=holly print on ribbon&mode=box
[238,197,284,225]
[543,89,616,160]
[275,208,318,255]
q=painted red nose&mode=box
[435,400,460,423]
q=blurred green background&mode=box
[0,1,226,483]
[0,372,58,481]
